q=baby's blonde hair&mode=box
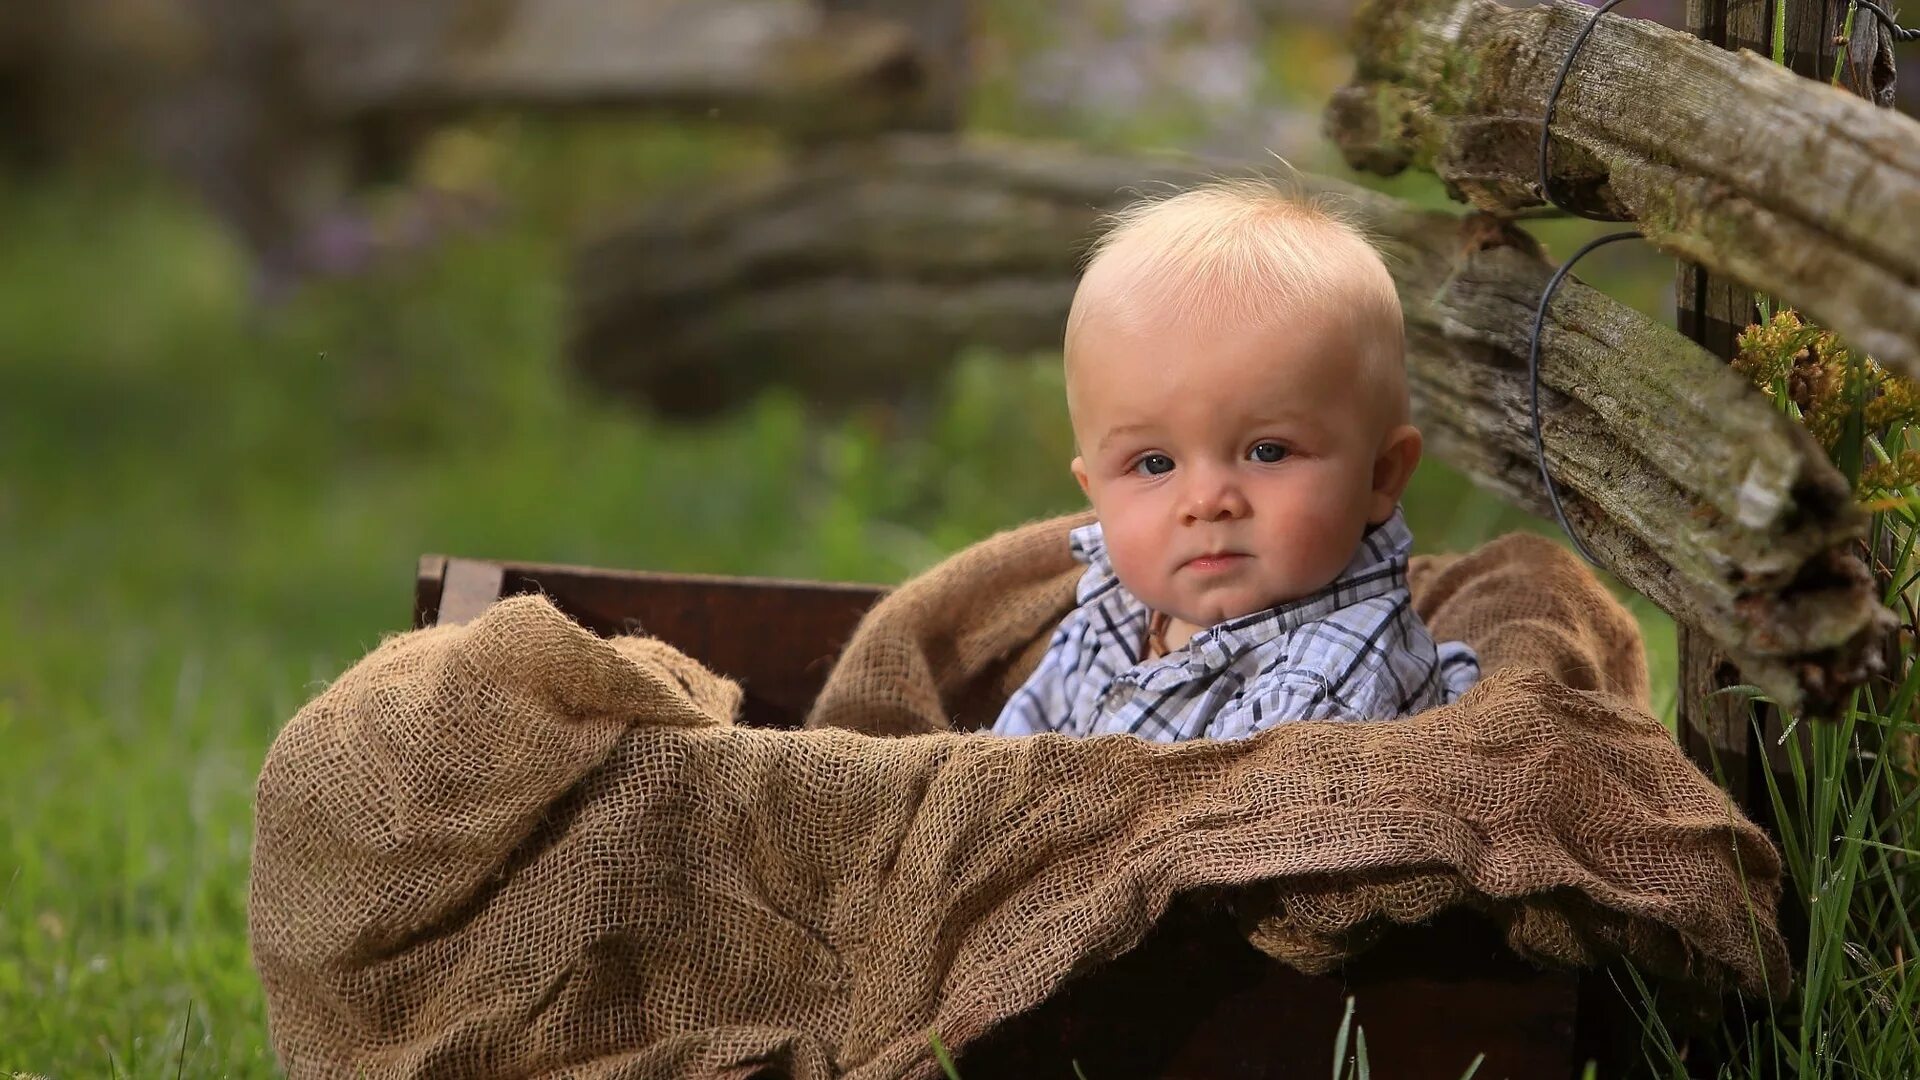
[1066,175,1408,426]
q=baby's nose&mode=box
[1183,473,1250,521]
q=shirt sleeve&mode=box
[1206,669,1357,740]
[988,625,1076,736]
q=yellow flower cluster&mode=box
[1732,309,1852,447]
[1867,374,1920,432]
[1733,309,1920,500]
[1861,453,1920,497]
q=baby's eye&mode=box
[1249,442,1290,463]
[1131,453,1175,476]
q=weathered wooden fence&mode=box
[4,0,969,282]
[564,0,1916,793]
[1323,0,1911,802]
[1328,0,1916,380]
[291,0,967,143]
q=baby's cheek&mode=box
[1272,494,1361,581]
[1104,535,1162,593]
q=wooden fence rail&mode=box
[1323,0,1920,382]
[291,0,960,140]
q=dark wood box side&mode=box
[414,555,887,729]
[963,902,1582,1079]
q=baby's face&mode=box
[1068,304,1406,629]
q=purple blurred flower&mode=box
[302,210,378,277]
[1010,0,1275,144]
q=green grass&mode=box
[0,116,1681,1073]
[1630,609,1920,1077]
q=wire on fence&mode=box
[1854,0,1920,41]
[1529,0,1643,567]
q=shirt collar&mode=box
[1067,508,1414,663]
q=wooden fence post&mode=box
[1674,0,1772,820]
[1676,0,1898,823]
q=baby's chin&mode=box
[1164,580,1338,626]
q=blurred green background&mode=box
[0,0,1735,1071]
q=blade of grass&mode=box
[1331,997,1355,1080]
[174,998,193,1080]
[928,1030,961,1080]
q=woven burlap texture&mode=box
[250,514,1788,1080]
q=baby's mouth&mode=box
[1182,552,1250,573]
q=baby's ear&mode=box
[1070,455,1092,498]
[1369,425,1423,523]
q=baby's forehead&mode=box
[1065,287,1400,441]
[1074,244,1381,341]
[1073,284,1358,343]
[1066,273,1383,374]
[1070,318,1375,419]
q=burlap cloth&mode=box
[250,514,1789,1079]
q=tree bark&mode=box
[568,136,1885,712]
[1323,0,1918,380]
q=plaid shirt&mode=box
[989,508,1480,741]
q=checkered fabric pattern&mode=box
[989,508,1480,741]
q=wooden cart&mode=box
[416,553,1639,1079]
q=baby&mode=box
[991,178,1479,741]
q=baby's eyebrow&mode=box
[1096,423,1158,452]
[1245,414,1320,436]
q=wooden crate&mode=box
[416,554,1634,1078]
